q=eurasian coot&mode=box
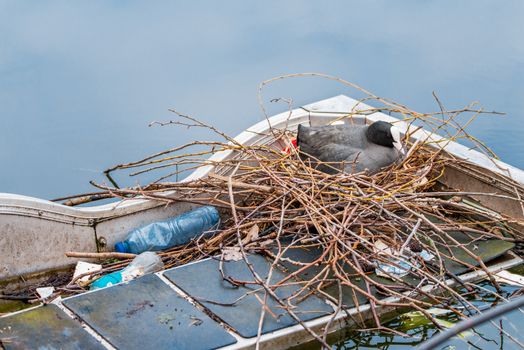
[296,120,404,174]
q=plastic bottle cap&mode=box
[115,241,128,253]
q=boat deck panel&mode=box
[163,254,333,338]
[274,235,515,309]
[436,231,515,275]
[62,274,237,350]
[275,244,372,308]
[0,304,105,350]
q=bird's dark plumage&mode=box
[296,121,403,174]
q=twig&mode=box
[65,252,137,259]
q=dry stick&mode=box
[399,218,422,256]
[225,167,331,349]
[296,207,430,310]
[65,252,137,259]
[273,242,333,287]
[321,280,343,348]
[208,172,276,193]
[299,191,440,311]
[100,171,494,330]
[61,193,114,206]
[89,181,252,211]
[292,191,424,303]
[364,199,480,301]
[352,253,381,329]
[318,208,472,317]
[51,191,108,202]
[255,198,289,350]
[401,203,504,293]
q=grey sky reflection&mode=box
[0,1,522,198]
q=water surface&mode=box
[1,1,523,199]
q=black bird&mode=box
[296,120,405,174]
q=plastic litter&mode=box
[419,249,435,262]
[114,206,220,254]
[36,287,55,299]
[90,252,164,290]
[373,239,435,279]
[376,259,411,278]
[222,247,243,261]
[73,261,102,284]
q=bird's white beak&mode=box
[390,126,405,155]
[393,141,406,155]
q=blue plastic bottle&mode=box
[114,206,220,254]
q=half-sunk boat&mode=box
[1,95,523,349]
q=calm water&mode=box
[305,274,524,350]
[1,3,523,348]
[1,1,523,199]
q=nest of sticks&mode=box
[53,74,524,345]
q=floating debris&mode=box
[72,261,102,284]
